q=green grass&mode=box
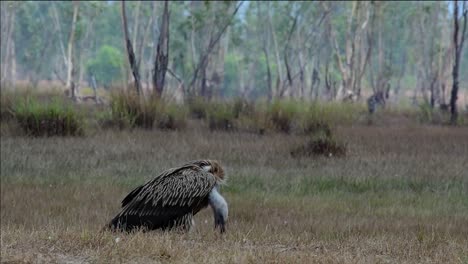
[206,102,237,131]
[227,174,467,198]
[104,90,187,130]
[12,96,84,137]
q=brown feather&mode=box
[107,160,224,232]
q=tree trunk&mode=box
[52,3,68,72]
[450,1,467,124]
[144,2,158,91]
[269,3,283,98]
[1,3,14,86]
[78,15,95,94]
[256,2,272,101]
[137,2,155,70]
[187,2,243,98]
[66,1,79,99]
[0,1,8,79]
[153,1,170,98]
[10,27,16,88]
[280,14,298,98]
[330,1,370,100]
[132,1,141,50]
[121,0,141,96]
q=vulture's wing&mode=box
[110,165,217,231]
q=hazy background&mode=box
[1,1,467,107]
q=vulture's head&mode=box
[190,159,225,184]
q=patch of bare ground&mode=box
[1,125,468,263]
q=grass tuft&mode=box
[267,100,299,134]
[109,90,159,129]
[290,134,347,158]
[0,90,17,122]
[103,90,186,130]
[206,102,236,131]
[13,96,84,137]
[187,97,209,119]
[156,103,187,130]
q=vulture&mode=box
[106,160,228,233]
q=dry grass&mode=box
[1,124,468,263]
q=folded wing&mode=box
[108,165,217,232]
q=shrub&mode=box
[206,102,236,131]
[156,103,187,130]
[1,90,16,122]
[266,100,299,134]
[105,90,186,130]
[302,120,333,138]
[234,111,269,135]
[109,91,160,129]
[187,97,209,119]
[416,102,457,125]
[13,96,84,137]
[291,118,347,158]
[417,102,433,124]
[298,105,334,136]
[291,135,347,158]
[231,97,256,119]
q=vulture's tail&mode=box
[103,214,187,233]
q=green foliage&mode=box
[231,97,256,118]
[0,91,17,122]
[416,102,464,125]
[104,90,186,130]
[222,54,242,98]
[290,135,347,158]
[266,100,299,134]
[86,45,124,87]
[13,96,84,137]
[187,97,210,119]
[107,91,159,129]
[156,103,188,130]
[291,117,347,158]
[302,102,365,127]
[418,102,434,124]
[206,102,236,131]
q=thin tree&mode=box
[187,1,244,98]
[66,1,79,99]
[450,0,467,124]
[121,0,141,96]
[0,1,16,87]
[153,1,170,98]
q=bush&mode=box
[231,97,256,119]
[108,91,159,129]
[105,90,186,130]
[417,102,434,124]
[291,135,347,158]
[297,105,334,136]
[291,118,347,158]
[266,100,299,134]
[187,97,209,119]
[206,102,236,131]
[234,111,269,135]
[13,96,84,137]
[1,90,16,122]
[156,103,187,130]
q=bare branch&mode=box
[121,0,141,95]
[167,68,183,84]
[188,1,244,93]
[153,1,170,98]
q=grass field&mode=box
[1,122,468,263]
